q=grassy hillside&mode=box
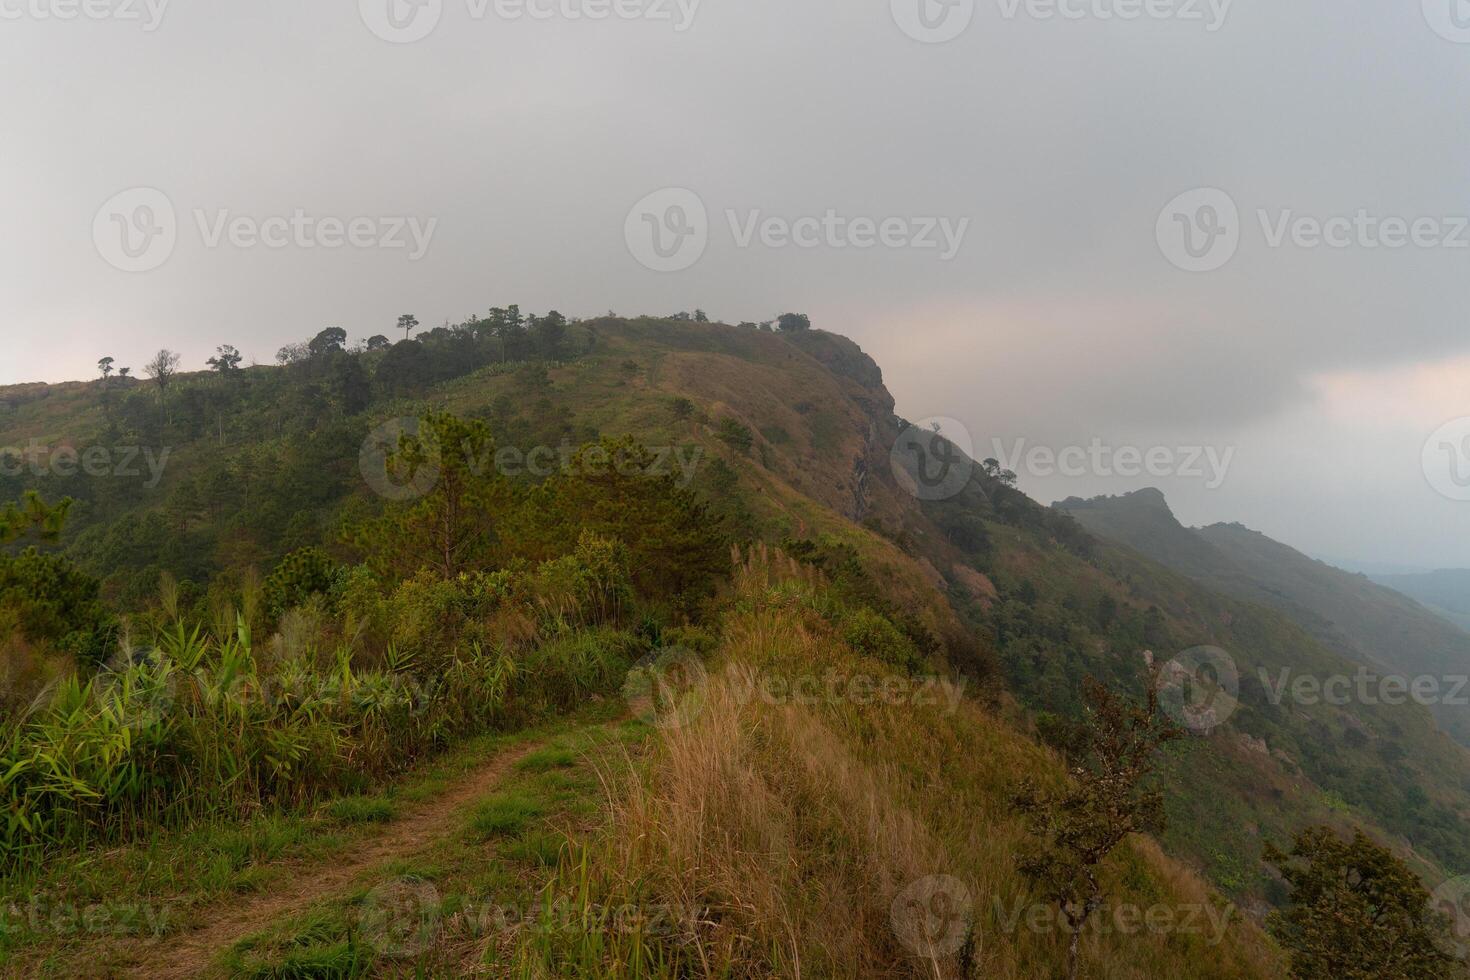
[1056,490,1470,748]
[1375,569,1470,632]
[1,315,1465,975]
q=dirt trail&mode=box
[115,740,541,979]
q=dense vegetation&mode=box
[0,314,1465,976]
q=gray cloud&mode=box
[3,0,1468,563]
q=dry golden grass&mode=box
[521,550,1285,978]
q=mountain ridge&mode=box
[5,317,1470,949]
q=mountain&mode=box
[3,318,1467,975]
[1373,569,1470,632]
[1056,489,1470,747]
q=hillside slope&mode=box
[1056,489,1470,747]
[1375,568,1470,632]
[3,316,1467,970]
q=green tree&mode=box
[777,312,811,332]
[717,417,754,454]
[1,492,73,546]
[330,355,372,415]
[264,547,340,616]
[206,344,243,374]
[528,437,728,605]
[487,305,525,360]
[396,313,419,342]
[531,310,568,360]
[1014,675,1183,980]
[308,327,347,358]
[350,412,511,580]
[0,493,115,663]
[376,338,432,395]
[1265,827,1460,979]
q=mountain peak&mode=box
[1054,486,1176,520]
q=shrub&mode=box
[531,532,632,627]
[0,618,636,872]
[531,437,729,607]
[381,569,519,662]
[841,606,923,673]
[264,547,340,617]
[0,549,116,664]
[716,418,754,454]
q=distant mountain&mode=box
[1316,557,1434,578]
[1373,569,1470,633]
[1056,489,1470,747]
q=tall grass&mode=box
[0,617,638,873]
[514,548,1285,978]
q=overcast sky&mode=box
[2,0,1468,567]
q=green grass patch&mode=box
[326,795,396,825]
[503,830,567,868]
[225,908,376,979]
[469,793,546,838]
[516,747,579,773]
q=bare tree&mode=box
[144,349,182,422]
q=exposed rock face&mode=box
[850,454,870,522]
[1239,734,1270,756]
